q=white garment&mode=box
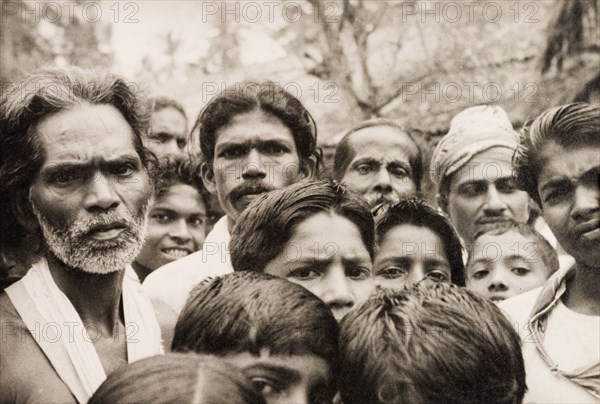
[499,285,600,403]
[142,215,233,314]
[5,258,163,403]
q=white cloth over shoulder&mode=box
[142,215,233,314]
[4,258,164,403]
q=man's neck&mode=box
[563,261,600,316]
[131,261,151,283]
[46,253,125,334]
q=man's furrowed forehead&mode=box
[348,126,418,157]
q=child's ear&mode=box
[200,162,217,195]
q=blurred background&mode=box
[1,0,598,156]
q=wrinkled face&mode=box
[29,104,152,274]
[445,147,530,246]
[374,224,451,289]
[224,350,335,404]
[537,142,600,267]
[341,126,419,207]
[467,231,550,302]
[135,183,207,272]
[264,212,374,322]
[146,107,188,159]
[203,110,304,226]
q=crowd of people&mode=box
[0,66,598,404]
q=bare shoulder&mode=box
[0,292,76,403]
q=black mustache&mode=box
[228,183,275,204]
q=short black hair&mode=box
[172,272,339,374]
[338,284,526,404]
[154,157,210,208]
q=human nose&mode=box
[372,167,392,193]
[168,219,193,243]
[321,265,355,313]
[488,269,509,292]
[241,149,266,180]
[410,263,427,286]
[483,185,507,214]
[84,174,119,212]
[571,183,599,222]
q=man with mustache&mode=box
[332,119,426,207]
[143,81,320,313]
[500,103,600,402]
[430,105,531,248]
[0,68,164,403]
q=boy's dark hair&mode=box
[154,157,210,208]
[513,102,600,206]
[374,197,465,286]
[468,220,559,277]
[332,119,428,191]
[193,81,321,175]
[172,272,339,374]
[89,353,265,404]
[230,180,375,273]
[338,284,526,404]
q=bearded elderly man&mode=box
[0,68,170,403]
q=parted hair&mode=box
[172,272,339,373]
[374,197,466,286]
[89,353,266,404]
[332,119,428,191]
[338,284,526,404]
[0,67,155,261]
[193,81,321,175]
[468,220,559,277]
[513,102,600,206]
[230,180,375,273]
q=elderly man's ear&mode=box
[14,194,39,233]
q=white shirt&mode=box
[142,216,233,313]
[499,287,600,403]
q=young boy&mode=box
[338,283,526,404]
[133,158,209,282]
[467,221,559,302]
[171,271,339,404]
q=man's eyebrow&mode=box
[540,177,570,193]
[468,257,493,268]
[243,363,301,383]
[351,157,378,167]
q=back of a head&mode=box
[172,272,339,371]
[338,283,526,404]
[89,353,265,404]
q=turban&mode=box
[430,105,519,190]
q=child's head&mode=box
[230,179,375,321]
[467,220,559,302]
[374,197,465,288]
[338,283,526,404]
[172,272,339,404]
[134,158,209,279]
[89,353,266,404]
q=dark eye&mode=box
[152,213,172,223]
[52,170,80,184]
[471,269,489,280]
[250,377,282,398]
[346,266,371,280]
[459,183,486,197]
[111,164,136,177]
[289,268,320,280]
[356,164,371,175]
[496,178,518,193]
[426,271,450,283]
[265,143,288,155]
[188,216,205,227]
[149,132,169,144]
[389,166,409,178]
[543,188,569,205]
[512,267,530,276]
[376,266,407,279]
[220,146,245,159]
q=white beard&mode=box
[31,202,149,275]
